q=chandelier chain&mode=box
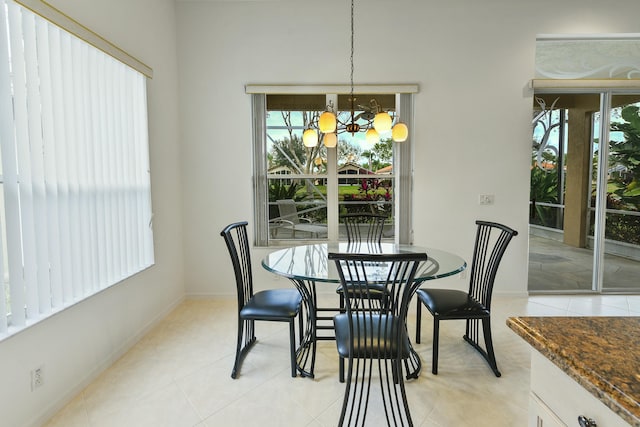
[350,0,354,120]
[301,0,409,147]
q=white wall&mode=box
[4,0,638,425]
[0,1,183,426]
[176,0,640,297]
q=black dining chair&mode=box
[415,220,517,377]
[337,213,388,311]
[330,251,428,427]
[342,212,387,244]
[220,221,303,378]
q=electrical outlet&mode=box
[31,366,44,391]
[478,194,495,205]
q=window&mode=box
[0,0,154,337]
[248,86,416,246]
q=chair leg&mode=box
[338,355,412,425]
[482,317,501,377]
[231,318,244,379]
[232,318,256,379]
[339,356,345,383]
[415,299,422,344]
[289,319,297,377]
[432,318,439,375]
[298,312,303,346]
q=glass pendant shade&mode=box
[391,122,409,142]
[318,111,337,133]
[303,129,318,147]
[323,132,337,148]
[373,111,392,133]
[365,128,379,145]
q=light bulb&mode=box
[303,129,318,147]
[318,111,337,133]
[391,122,408,142]
[365,128,379,145]
[323,132,337,148]
[373,112,392,133]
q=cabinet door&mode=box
[530,351,632,426]
[529,392,566,427]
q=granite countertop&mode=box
[507,316,640,426]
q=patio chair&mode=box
[415,220,517,376]
[274,199,327,238]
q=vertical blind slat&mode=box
[52,29,73,304]
[22,10,43,318]
[24,12,52,316]
[125,72,138,272]
[115,65,127,278]
[105,62,115,278]
[105,59,117,283]
[63,32,82,299]
[91,50,107,289]
[0,3,11,333]
[73,40,91,296]
[40,19,63,309]
[10,3,39,321]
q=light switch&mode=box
[479,194,495,205]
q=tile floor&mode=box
[43,294,640,427]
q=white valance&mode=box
[14,0,152,78]
[535,34,640,80]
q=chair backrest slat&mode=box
[342,213,387,244]
[468,220,518,309]
[220,221,254,308]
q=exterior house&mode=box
[375,165,393,174]
[337,161,374,185]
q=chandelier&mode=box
[302,0,409,148]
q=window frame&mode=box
[248,85,416,247]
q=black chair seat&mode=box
[334,313,410,359]
[241,289,302,320]
[335,282,388,299]
[416,288,489,319]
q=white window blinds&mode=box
[0,0,154,336]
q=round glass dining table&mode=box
[261,242,467,378]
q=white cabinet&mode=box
[529,351,630,427]
[529,391,566,427]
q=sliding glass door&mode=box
[528,91,640,293]
[594,94,640,291]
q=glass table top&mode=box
[261,242,467,283]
